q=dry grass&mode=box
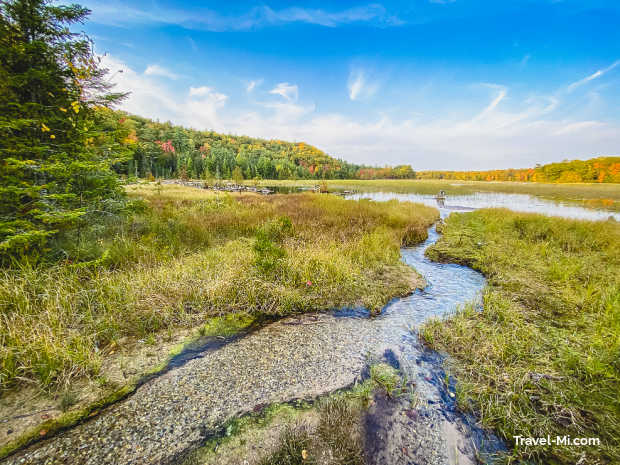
[259,397,365,465]
[0,184,438,391]
[421,209,620,464]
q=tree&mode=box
[0,0,127,263]
[232,166,244,184]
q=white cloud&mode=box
[144,64,181,80]
[189,86,211,97]
[84,2,404,31]
[348,71,364,100]
[566,59,620,92]
[246,79,263,93]
[103,55,620,170]
[102,55,227,131]
[269,82,299,102]
[472,84,507,121]
[347,69,379,101]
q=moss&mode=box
[0,314,260,461]
[0,383,135,460]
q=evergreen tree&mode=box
[0,0,127,263]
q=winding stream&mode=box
[5,195,617,465]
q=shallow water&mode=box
[347,190,620,221]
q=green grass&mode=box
[257,179,620,211]
[421,209,620,464]
[0,184,438,392]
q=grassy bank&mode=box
[257,179,620,211]
[421,209,620,464]
[1,184,437,392]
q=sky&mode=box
[77,0,620,170]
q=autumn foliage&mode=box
[417,157,620,184]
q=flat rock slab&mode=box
[5,313,392,465]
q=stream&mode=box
[5,195,617,465]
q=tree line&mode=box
[417,157,620,183]
[94,108,417,182]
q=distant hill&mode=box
[94,108,415,180]
[93,109,618,183]
[417,157,620,183]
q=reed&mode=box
[422,209,620,464]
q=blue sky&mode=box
[79,0,620,169]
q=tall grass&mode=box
[0,184,438,391]
[422,209,620,464]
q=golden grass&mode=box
[0,184,438,391]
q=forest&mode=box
[95,108,416,181]
[417,156,620,183]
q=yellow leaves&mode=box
[41,123,50,132]
[301,450,308,460]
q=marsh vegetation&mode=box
[183,363,405,465]
[422,209,620,464]
[1,184,437,393]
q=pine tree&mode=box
[0,0,127,264]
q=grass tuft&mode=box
[422,209,620,464]
[0,185,437,392]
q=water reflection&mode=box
[346,191,620,221]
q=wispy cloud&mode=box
[102,56,227,130]
[347,69,379,101]
[566,60,620,92]
[84,2,404,31]
[520,54,531,68]
[269,82,299,102]
[470,84,507,122]
[144,64,181,80]
[246,79,263,93]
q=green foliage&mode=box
[369,363,401,398]
[0,0,128,265]
[253,217,293,274]
[423,209,620,464]
[90,108,417,181]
